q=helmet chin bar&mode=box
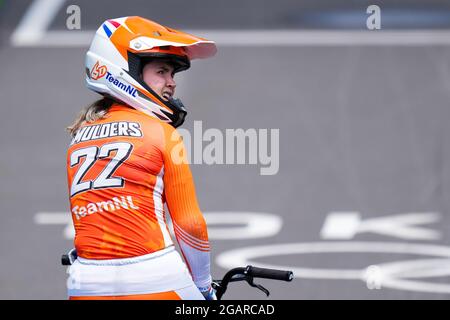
[165,96,187,128]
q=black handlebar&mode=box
[246,266,294,282]
[213,265,294,300]
[61,254,72,266]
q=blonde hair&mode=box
[67,98,115,137]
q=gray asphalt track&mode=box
[1,0,450,299]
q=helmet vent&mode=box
[153,31,161,37]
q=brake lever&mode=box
[246,276,270,297]
[211,281,221,290]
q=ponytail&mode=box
[67,97,115,137]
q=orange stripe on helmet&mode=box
[109,26,134,60]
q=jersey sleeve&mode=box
[161,124,212,291]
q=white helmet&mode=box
[85,16,217,127]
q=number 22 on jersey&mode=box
[69,142,133,197]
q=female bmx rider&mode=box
[65,16,217,300]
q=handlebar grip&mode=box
[246,266,294,282]
[61,254,71,266]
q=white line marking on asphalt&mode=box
[34,212,74,239]
[10,0,66,46]
[12,29,450,47]
[204,212,283,239]
[320,212,441,240]
[216,242,450,294]
[34,211,283,240]
[34,212,71,224]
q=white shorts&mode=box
[67,246,204,299]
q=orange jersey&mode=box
[66,104,211,289]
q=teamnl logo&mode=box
[170,121,280,176]
[90,61,138,97]
[106,72,138,97]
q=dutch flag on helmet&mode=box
[102,19,122,38]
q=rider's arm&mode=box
[162,124,212,292]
